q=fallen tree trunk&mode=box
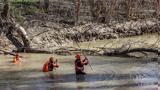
[53,46,160,57]
[0,49,23,57]
[1,0,30,49]
[15,47,53,54]
[102,48,160,57]
[0,49,16,56]
[0,0,33,54]
[15,23,30,48]
[6,32,24,48]
[118,48,160,55]
[0,19,53,54]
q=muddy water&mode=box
[0,54,158,90]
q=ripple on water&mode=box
[0,55,158,90]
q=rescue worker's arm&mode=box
[81,57,88,65]
[84,57,88,65]
[53,63,59,67]
[18,58,22,62]
[53,59,59,68]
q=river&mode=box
[0,53,158,90]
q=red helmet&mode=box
[75,53,81,59]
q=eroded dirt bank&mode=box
[0,1,160,56]
[1,18,160,54]
[29,19,160,51]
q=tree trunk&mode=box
[75,0,81,25]
[44,0,49,13]
[0,49,23,57]
[1,0,30,51]
[6,32,24,48]
[88,0,96,22]
[156,0,160,17]
[106,0,117,23]
[15,23,30,48]
[0,0,57,54]
[39,0,44,10]
[1,0,9,18]
[103,48,160,56]
[126,0,132,20]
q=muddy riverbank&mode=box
[29,19,160,50]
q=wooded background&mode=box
[0,0,159,25]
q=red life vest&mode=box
[42,61,59,72]
[13,57,20,64]
[43,61,49,72]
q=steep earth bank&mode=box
[28,19,160,51]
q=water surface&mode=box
[0,54,158,90]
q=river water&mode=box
[0,53,159,90]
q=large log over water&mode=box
[102,48,160,57]
[15,47,53,54]
[52,46,160,58]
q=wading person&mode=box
[75,53,88,74]
[43,57,59,72]
[13,53,21,64]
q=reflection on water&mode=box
[0,54,159,90]
[76,74,86,82]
